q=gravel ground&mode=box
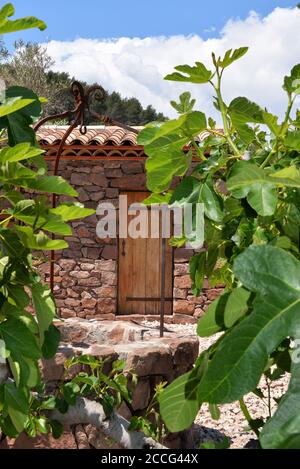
[142,320,289,449]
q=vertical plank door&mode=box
[118,191,173,315]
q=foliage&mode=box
[61,356,167,443]
[61,356,137,417]
[129,381,168,442]
[89,90,167,126]
[138,46,300,448]
[1,42,167,124]
[0,3,46,35]
[0,40,71,117]
[0,3,94,439]
[60,355,136,416]
[200,436,230,449]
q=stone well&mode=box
[42,318,199,407]
[1,319,199,449]
[50,318,198,448]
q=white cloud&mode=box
[44,7,300,121]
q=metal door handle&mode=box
[121,239,126,256]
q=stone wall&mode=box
[173,248,224,320]
[36,157,222,321]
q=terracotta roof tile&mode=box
[36,125,214,148]
[36,126,140,147]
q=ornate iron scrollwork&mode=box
[33,81,138,294]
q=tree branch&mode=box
[50,397,167,450]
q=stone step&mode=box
[56,317,196,347]
[41,334,199,383]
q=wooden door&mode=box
[118,191,173,315]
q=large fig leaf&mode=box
[0,3,46,35]
[138,111,207,192]
[165,62,213,84]
[197,245,300,404]
[227,161,278,216]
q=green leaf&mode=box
[4,383,29,433]
[189,252,206,296]
[165,62,213,84]
[62,382,80,406]
[140,112,206,192]
[246,183,278,216]
[15,226,68,251]
[20,175,78,196]
[223,287,251,328]
[0,97,35,118]
[0,87,42,145]
[0,415,19,438]
[270,236,292,250]
[200,436,230,449]
[36,417,49,434]
[112,359,126,372]
[0,142,43,163]
[283,64,300,95]
[170,176,200,206]
[6,284,30,308]
[227,161,277,216]
[7,357,21,387]
[143,193,172,205]
[198,245,300,404]
[39,397,57,411]
[5,199,72,236]
[209,403,220,420]
[42,325,60,359]
[50,203,94,221]
[9,354,40,388]
[139,111,207,147]
[193,154,226,177]
[199,179,223,222]
[197,290,230,337]
[0,316,40,360]
[223,197,243,222]
[8,87,42,120]
[269,166,300,188]
[2,189,24,204]
[170,92,196,114]
[50,420,64,439]
[0,226,28,258]
[280,203,300,244]
[145,145,190,193]
[260,361,300,448]
[0,3,15,20]
[228,97,264,144]
[227,161,265,195]
[262,111,280,136]
[228,97,264,122]
[0,14,46,35]
[158,371,200,432]
[14,213,72,237]
[31,283,56,345]
[4,111,36,146]
[284,130,300,151]
[217,47,248,69]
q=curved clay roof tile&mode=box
[36,126,216,150]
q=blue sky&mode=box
[6,0,295,46]
[3,2,300,120]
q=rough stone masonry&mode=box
[35,158,223,321]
